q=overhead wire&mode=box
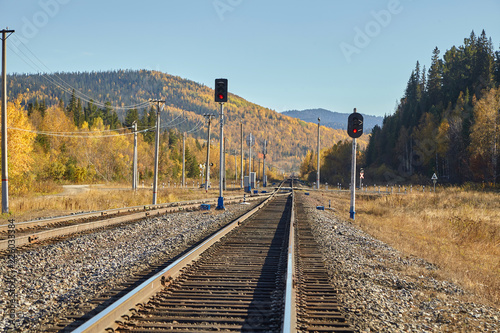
[8,36,150,110]
[7,126,154,138]
[20,125,136,135]
[186,119,204,133]
[8,38,206,137]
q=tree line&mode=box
[301,30,500,187]
[7,69,356,194]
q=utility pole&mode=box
[1,28,14,214]
[248,134,253,175]
[240,122,243,188]
[182,131,186,187]
[150,99,165,205]
[204,114,214,191]
[132,121,138,190]
[317,117,320,190]
[263,139,267,187]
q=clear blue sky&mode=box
[1,0,499,117]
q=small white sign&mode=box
[431,173,438,180]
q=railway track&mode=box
[294,198,353,332]
[0,193,268,252]
[113,194,291,332]
[60,182,353,332]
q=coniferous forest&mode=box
[365,30,500,185]
[304,30,500,187]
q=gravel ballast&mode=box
[0,202,259,332]
[301,195,499,332]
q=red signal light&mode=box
[214,78,228,102]
[353,129,357,133]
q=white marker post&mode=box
[432,173,438,192]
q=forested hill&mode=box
[365,30,500,185]
[7,70,359,171]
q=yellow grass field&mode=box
[0,183,245,224]
[3,183,499,307]
[308,188,500,308]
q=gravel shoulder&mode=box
[0,201,260,332]
[300,194,499,332]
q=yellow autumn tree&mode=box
[470,87,500,184]
[6,99,36,193]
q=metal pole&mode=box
[350,137,357,219]
[263,140,267,187]
[182,131,186,187]
[240,122,243,188]
[205,115,212,191]
[151,100,164,205]
[132,121,138,190]
[249,138,252,175]
[216,103,225,209]
[317,118,320,190]
[2,29,14,214]
[223,137,226,191]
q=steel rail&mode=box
[0,192,271,232]
[282,180,297,333]
[72,184,283,333]
[0,194,269,251]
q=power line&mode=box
[186,119,204,133]
[7,126,153,138]
[7,39,205,138]
[8,36,150,110]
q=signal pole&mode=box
[214,78,227,210]
[150,99,165,205]
[223,137,227,191]
[1,28,14,214]
[350,134,357,219]
[347,108,363,220]
[217,102,225,209]
[204,114,214,191]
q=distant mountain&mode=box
[281,108,383,132]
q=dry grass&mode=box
[1,183,245,224]
[309,188,500,308]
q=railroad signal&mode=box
[347,112,364,138]
[214,78,228,103]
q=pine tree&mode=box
[473,30,495,97]
[75,98,83,127]
[66,89,77,116]
[427,47,443,108]
[124,108,139,128]
[84,100,98,124]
